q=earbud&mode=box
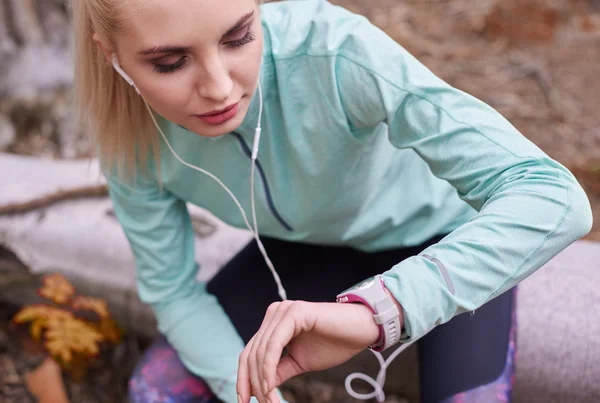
[111,54,141,95]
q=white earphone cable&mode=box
[250,81,287,301]
[143,99,253,234]
[344,325,436,402]
[142,82,287,301]
[345,343,410,402]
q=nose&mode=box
[197,56,233,103]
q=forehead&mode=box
[119,0,257,48]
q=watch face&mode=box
[355,277,376,290]
[340,276,376,295]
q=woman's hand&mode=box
[236,300,381,403]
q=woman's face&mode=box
[108,0,263,137]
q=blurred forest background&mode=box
[0,0,599,402]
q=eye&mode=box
[225,27,255,49]
[153,56,187,74]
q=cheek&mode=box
[231,63,258,91]
[138,73,196,122]
[230,37,264,91]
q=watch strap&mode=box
[336,275,402,352]
[371,283,401,351]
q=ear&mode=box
[92,32,112,61]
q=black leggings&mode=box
[129,236,517,403]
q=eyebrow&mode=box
[137,45,191,56]
[137,11,254,56]
[223,11,254,36]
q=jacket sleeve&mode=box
[336,21,593,342]
[106,174,248,402]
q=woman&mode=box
[72,0,592,402]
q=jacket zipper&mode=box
[231,132,294,232]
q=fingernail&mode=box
[237,394,242,403]
[262,380,269,394]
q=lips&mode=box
[195,103,239,125]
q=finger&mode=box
[263,305,307,391]
[256,302,294,394]
[248,336,267,402]
[237,336,255,403]
[267,388,280,403]
[249,303,281,402]
[275,353,306,386]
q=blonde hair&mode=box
[71,0,159,181]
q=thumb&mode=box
[274,354,305,387]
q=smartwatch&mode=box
[335,275,402,352]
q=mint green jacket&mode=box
[106,1,593,401]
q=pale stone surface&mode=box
[0,153,252,291]
[513,239,600,403]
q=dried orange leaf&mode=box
[13,305,52,324]
[97,318,122,344]
[39,273,75,304]
[31,319,45,342]
[46,338,73,363]
[13,305,75,343]
[71,296,109,318]
[13,305,72,324]
[44,316,103,364]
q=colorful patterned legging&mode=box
[129,236,517,403]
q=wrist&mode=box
[336,275,403,351]
[354,302,382,347]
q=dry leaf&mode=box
[12,274,123,377]
[13,305,74,342]
[97,317,122,344]
[45,316,103,364]
[71,295,109,318]
[31,320,45,342]
[14,305,73,323]
[39,273,75,304]
[13,304,50,324]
